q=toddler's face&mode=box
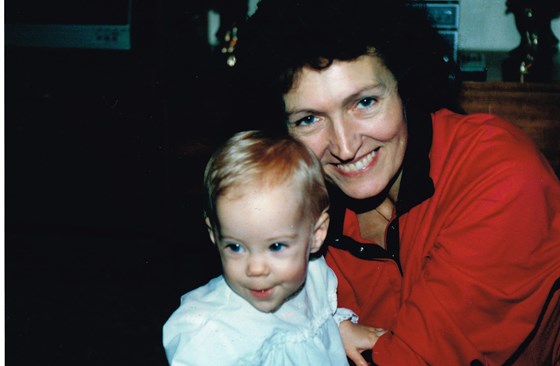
[210,180,327,313]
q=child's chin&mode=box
[249,300,283,314]
[252,304,279,313]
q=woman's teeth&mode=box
[337,150,377,172]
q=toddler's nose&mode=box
[246,254,269,277]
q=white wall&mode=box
[245,0,560,51]
[459,0,560,51]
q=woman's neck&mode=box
[388,169,403,204]
[356,170,403,247]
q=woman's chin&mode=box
[339,184,383,200]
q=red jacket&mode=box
[326,109,560,365]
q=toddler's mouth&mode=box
[250,288,273,299]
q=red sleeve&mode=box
[371,115,560,365]
[326,209,403,331]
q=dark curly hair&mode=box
[231,0,461,132]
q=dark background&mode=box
[5,1,243,364]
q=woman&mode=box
[231,0,560,365]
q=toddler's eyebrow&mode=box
[266,232,298,242]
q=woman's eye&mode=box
[357,97,376,109]
[294,115,318,127]
[269,243,287,252]
[225,243,243,253]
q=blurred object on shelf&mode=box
[459,50,560,82]
[459,51,487,81]
[208,0,247,67]
[502,0,560,82]
[409,0,459,61]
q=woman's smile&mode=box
[334,148,380,175]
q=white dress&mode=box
[163,256,350,366]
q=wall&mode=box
[459,0,560,51]
[245,0,560,52]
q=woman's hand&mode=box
[339,320,386,366]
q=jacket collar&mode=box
[396,108,435,215]
[324,109,435,262]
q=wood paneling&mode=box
[459,81,560,174]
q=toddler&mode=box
[163,130,356,365]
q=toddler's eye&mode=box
[225,243,243,253]
[357,97,376,109]
[269,243,287,252]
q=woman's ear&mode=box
[310,210,330,254]
[205,216,217,244]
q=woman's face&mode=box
[284,55,408,199]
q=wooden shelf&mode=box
[459,81,560,174]
[459,51,560,82]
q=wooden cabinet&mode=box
[459,81,560,174]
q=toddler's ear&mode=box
[204,216,217,244]
[310,210,330,254]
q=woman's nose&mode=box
[246,254,269,277]
[328,117,359,161]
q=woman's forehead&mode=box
[285,55,397,106]
[291,55,394,89]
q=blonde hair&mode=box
[204,130,329,232]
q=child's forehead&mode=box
[223,177,300,200]
[216,179,308,224]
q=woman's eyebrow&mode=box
[285,106,321,116]
[286,83,387,115]
[341,84,387,105]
